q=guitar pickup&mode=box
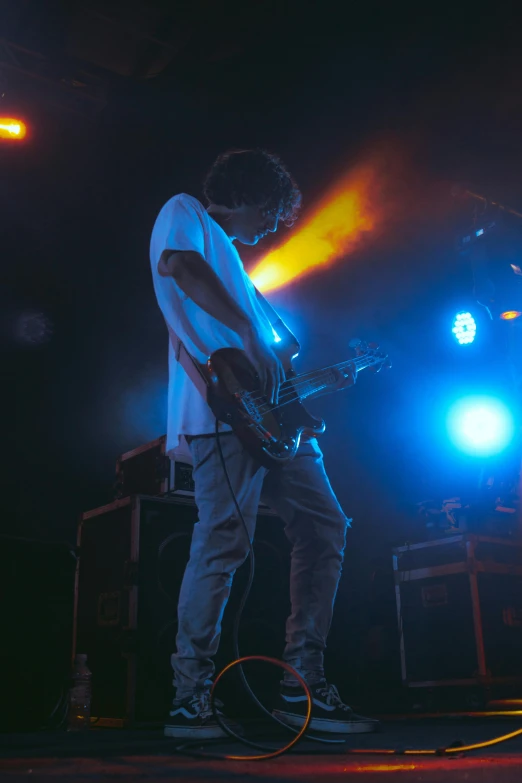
[235,390,264,423]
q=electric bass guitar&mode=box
[202,340,390,467]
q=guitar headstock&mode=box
[349,338,391,373]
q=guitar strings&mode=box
[258,357,376,416]
[258,385,330,415]
[250,356,370,407]
[263,355,370,398]
[250,355,373,407]
[256,363,372,415]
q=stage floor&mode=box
[1,718,522,782]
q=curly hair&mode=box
[203,148,302,226]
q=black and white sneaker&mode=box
[164,690,238,740]
[273,680,380,734]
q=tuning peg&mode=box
[349,338,368,356]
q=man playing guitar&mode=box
[150,148,379,739]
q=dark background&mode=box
[2,0,522,702]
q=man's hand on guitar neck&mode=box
[311,362,357,400]
[331,362,357,391]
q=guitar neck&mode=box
[292,354,376,401]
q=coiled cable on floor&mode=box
[173,420,522,761]
[211,655,312,760]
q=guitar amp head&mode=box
[114,435,195,499]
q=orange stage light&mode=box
[0,117,27,140]
[251,164,380,293]
[500,310,522,321]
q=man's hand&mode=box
[331,362,357,392]
[241,325,286,406]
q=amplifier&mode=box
[115,435,195,499]
[73,494,290,726]
[393,534,522,688]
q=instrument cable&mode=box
[210,419,346,758]
[171,421,522,761]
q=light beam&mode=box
[251,164,380,293]
[0,117,27,140]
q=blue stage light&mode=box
[447,396,515,457]
[452,311,477,344]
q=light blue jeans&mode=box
[172,432,350,700]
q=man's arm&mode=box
[159,249,251,336]
[158,249,285,404]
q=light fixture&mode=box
[500,311,522,321]
[452,311,477,344]
[0,117,27,140]
[447,396,515,457]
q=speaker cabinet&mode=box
[74,495,290,725]
[393,535,522,687]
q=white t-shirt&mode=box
[150,194,275,457]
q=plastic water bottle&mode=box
[67,654,92,731]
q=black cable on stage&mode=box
[212,419,344,754]
[169,424,522,761]
[210,656,312,760]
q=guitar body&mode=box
[205,348,325,468]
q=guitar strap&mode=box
[168,289,294,398]
[167,325,210,402]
